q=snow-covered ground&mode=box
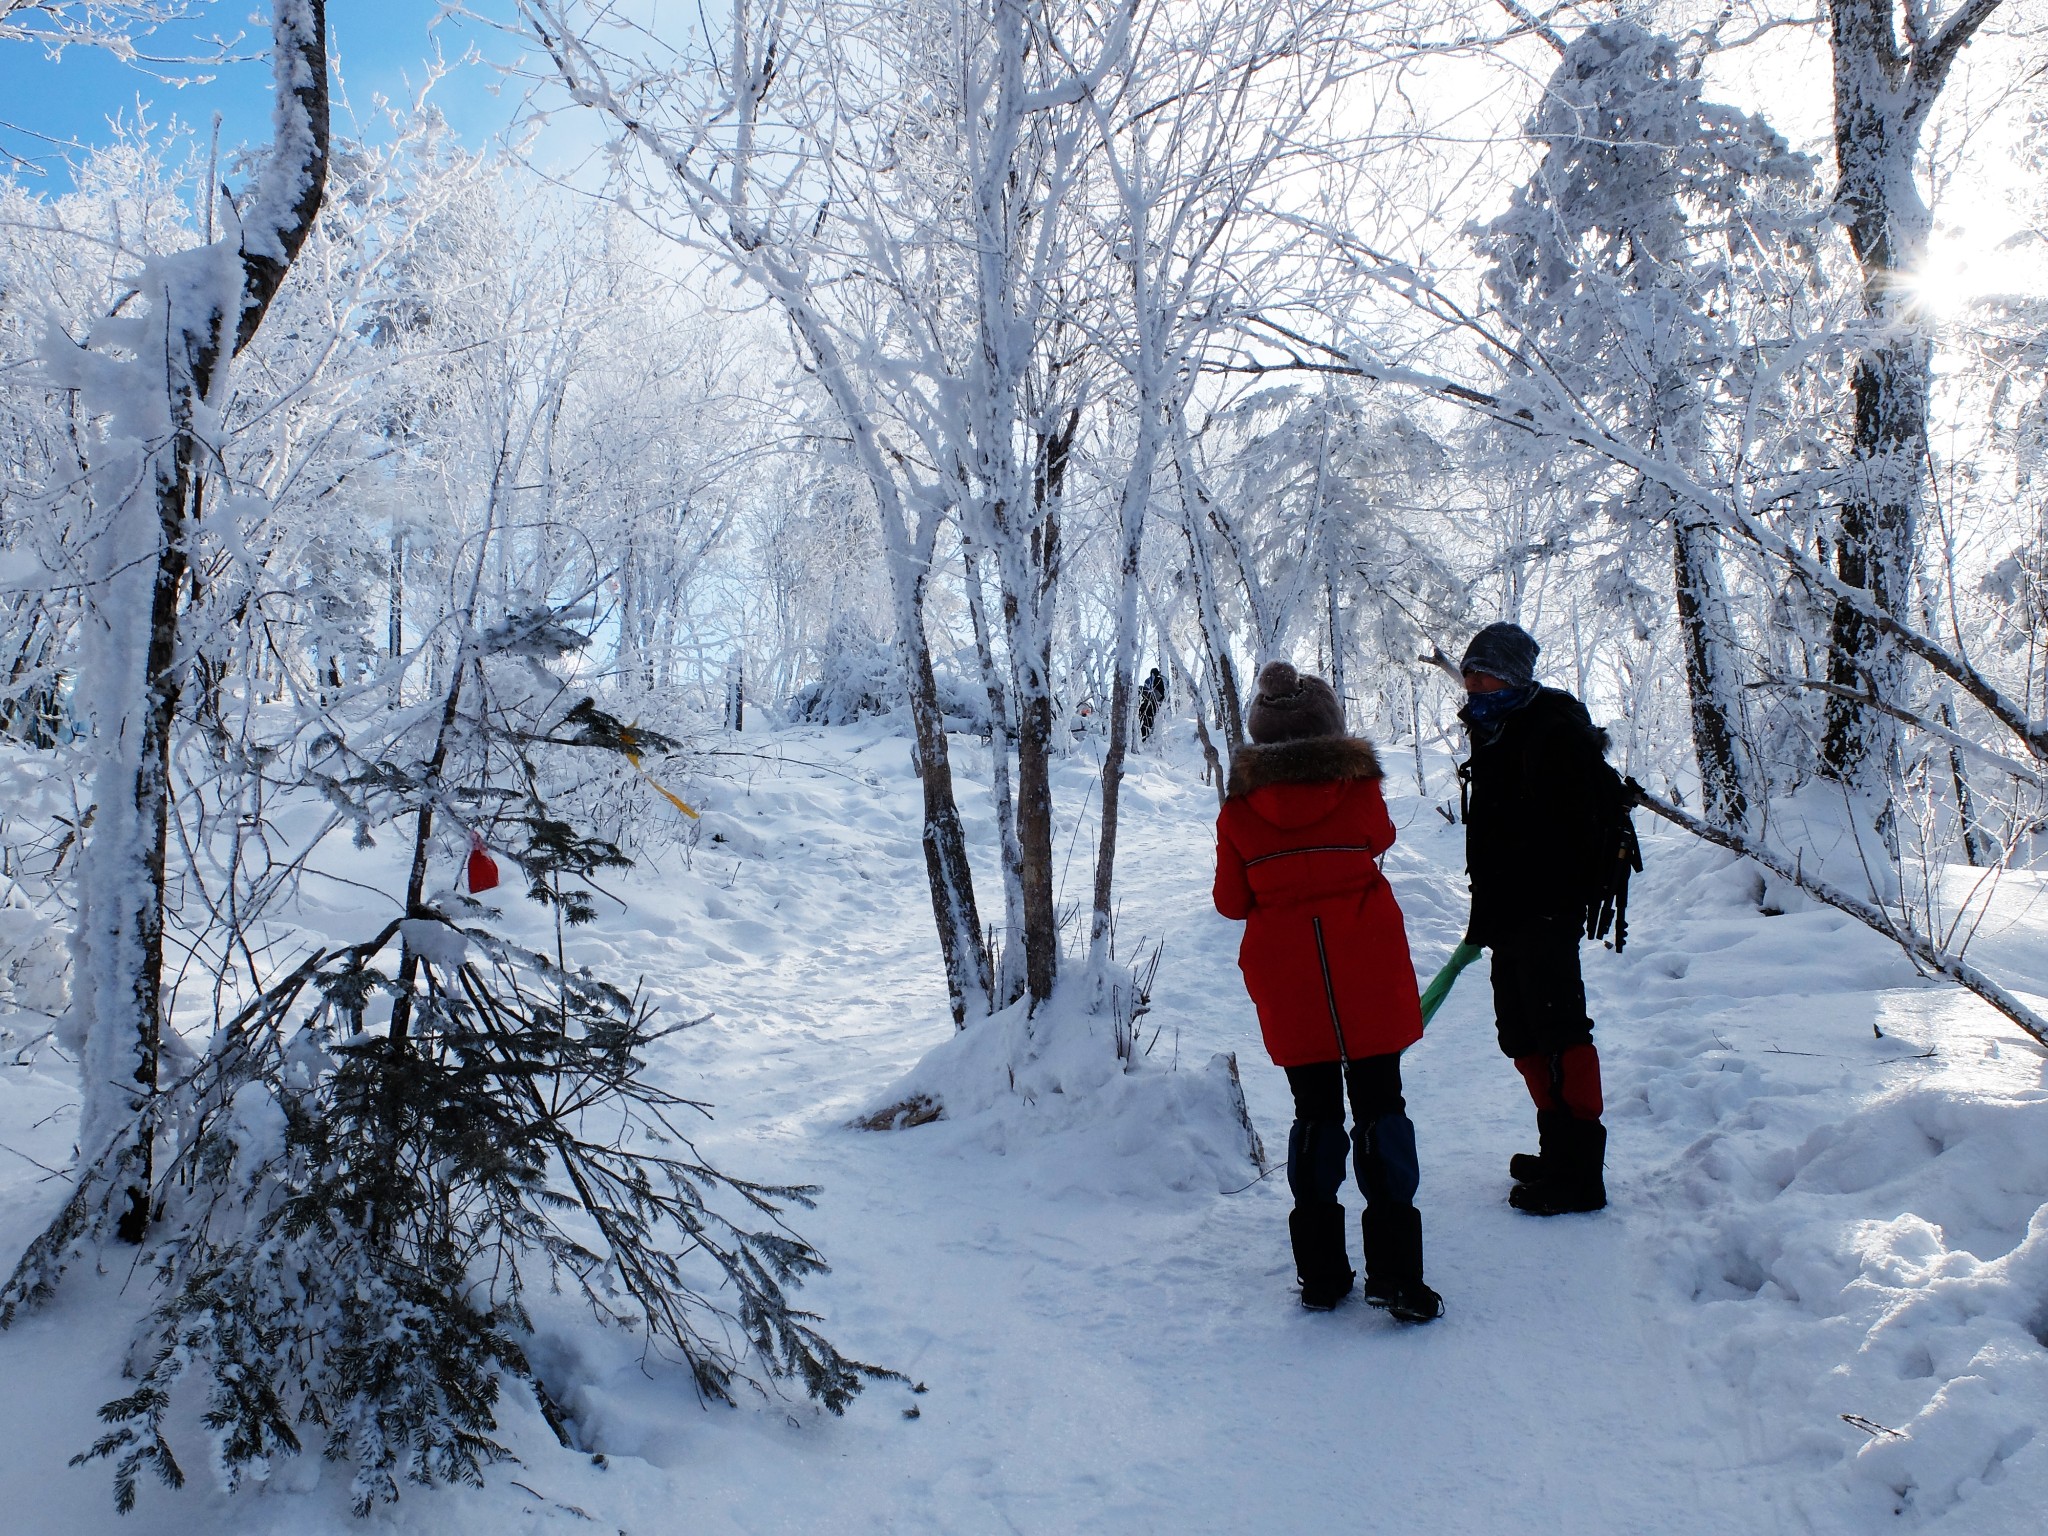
[2,723,2045,1533]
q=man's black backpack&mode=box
[1585,767,1645,952]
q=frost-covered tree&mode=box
[1479,19,1816,827]
[1819,0,2006,791]
[520,0,1004,1020]
[46,0,330,1244]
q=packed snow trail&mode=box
[1,724,2044,1532]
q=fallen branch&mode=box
[1634,791,2048,1051]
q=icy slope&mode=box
[1,725,2044,1532]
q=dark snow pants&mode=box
[1488,920,1604,1131]
[1487,918,1594,1059]
[1282,1053,1419,1213]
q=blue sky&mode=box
[3,2,533,184]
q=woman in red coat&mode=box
[1214,661,1440,1323]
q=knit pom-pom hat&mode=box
[1245,661,1346,743]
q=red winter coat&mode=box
[1213,736,1424,1067]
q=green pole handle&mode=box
[1419,941,1483,1025]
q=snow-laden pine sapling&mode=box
[25,605,891,1515]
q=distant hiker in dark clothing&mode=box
[1456,621,1610,1215]
[1137,667,1167,743]
[1214,661,1442,1323]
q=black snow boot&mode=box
[1289,1205,1355,1310]
[1508,1108,1574,1186]
[1360,1207,1399,1306]
[1509,1121,1607,1216]
[1360,1207,1442,1324]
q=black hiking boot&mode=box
[1360,1206,1397,1306]
[1509,1179,1606,1215]
[1509,1121,1607,1215]
[1382,1280,1444,1324]
[1290,1205,1355,1310]
[1509,1108,1574,1187]
[1360,1207,1440,1322]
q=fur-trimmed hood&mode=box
[1226,735,1382,801]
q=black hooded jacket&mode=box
[1459,686,1610,947]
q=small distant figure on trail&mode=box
[1136,666,1167,744]
[722,652,745,733]
[1213,661,1442,1324]
[1456,621,1619,1216]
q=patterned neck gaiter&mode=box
[1459,682,1539,743]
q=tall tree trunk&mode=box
[1669,499,1750,827]
[964,545,1028,1008]
[1088,417,1163,972]
[69,0,331,1244]
[1408,673,1427,800]
[1941,696,1992,865]
[1004,440,1069,1010]
[1820,0,2003,792]
[1011,631,1057,1006]
[1175,445,1245,753]
[897,566,993,1025]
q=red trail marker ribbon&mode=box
[466,832,501,894]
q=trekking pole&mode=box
[1418,941,1483,1026]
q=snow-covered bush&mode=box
[856,973,1267,1197]
[789,615,988,732]
[789,615,900,724]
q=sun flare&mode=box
[1903,222,2044,320]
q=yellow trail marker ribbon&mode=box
[620,730,700,820]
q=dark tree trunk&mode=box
[995,411,1078,1010]
[1089,421,1160,964]
[904,603,992,1025]
[1088,652,1131,962]
[1012,632,1056,1005]
[113,434,198,1241]
[1820,0,2002,790]
[1941,697,1991,865]
[1670,506,1750,828]
[1178,495,1245,753]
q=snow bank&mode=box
[7,723,2048,1533]
[1606,824,2048,1532]
[857,983,1265,1198]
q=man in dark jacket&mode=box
[1457,622,1610,1215]
[1136,666,1167,743]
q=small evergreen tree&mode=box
[5,605,888,1515]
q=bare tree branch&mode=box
[1491,0,1566,55]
